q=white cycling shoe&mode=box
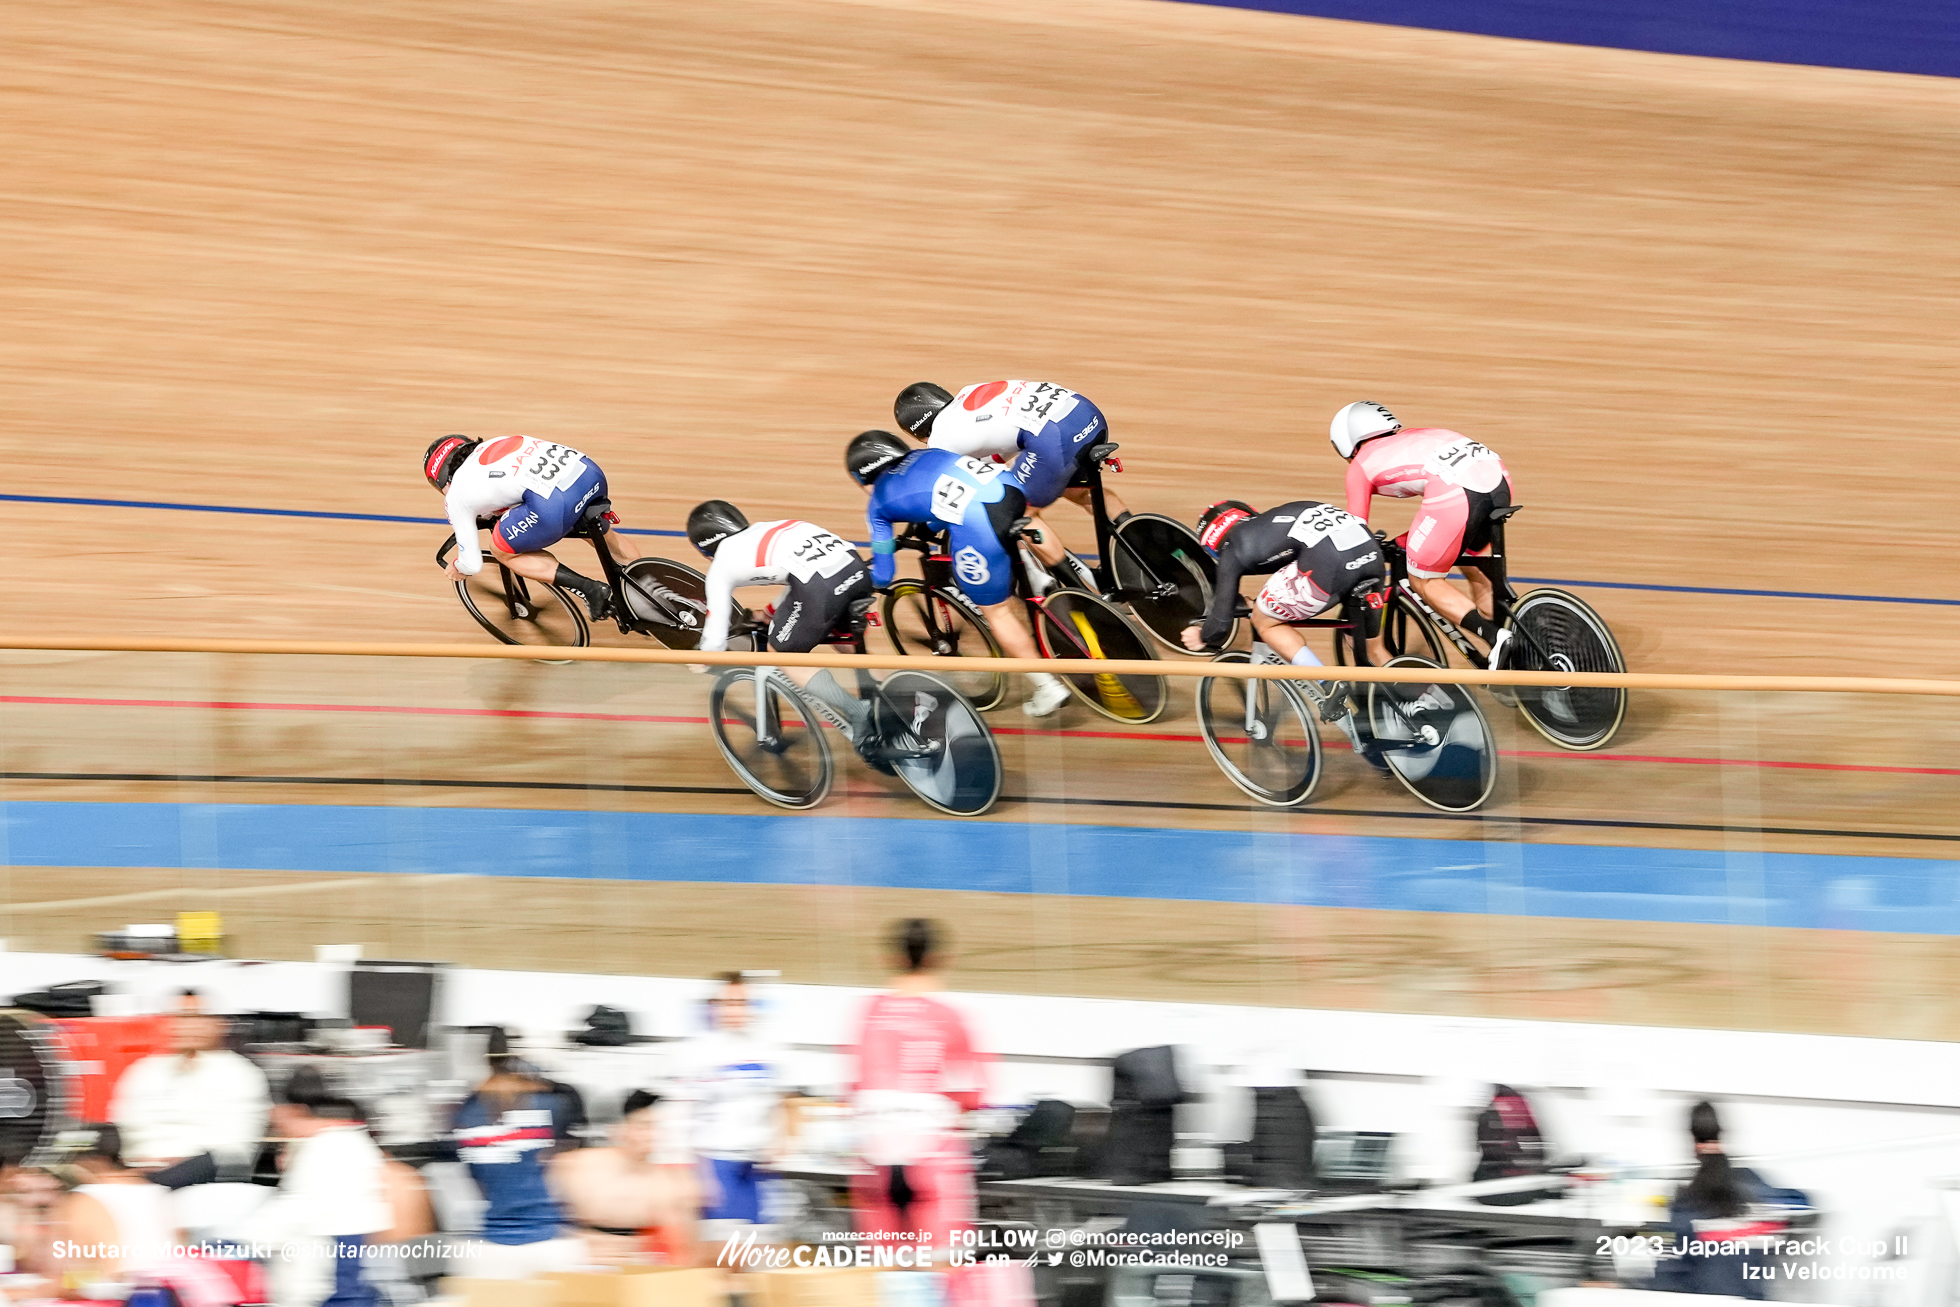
[1022,672,1072,718]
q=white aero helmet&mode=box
[1329,400,1401,459]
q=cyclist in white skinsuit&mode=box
[686,500,881,746]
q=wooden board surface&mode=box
[3,0,1956,1029]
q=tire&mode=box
[1506,588,1627,750]
[1332,589,1449,667]
[456,566,589,649]
[872,670,1004,816]
[1366,655,1497,813]
[1110,513,1226,653]
[1033,589,1169,725]
[708,669,832,810]
[881,582,1007,711]
[1195,651,1322,807]
[619,557,757,652]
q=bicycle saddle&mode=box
[568,498,615,537]
[1087,441,1120,463]
[1489,504,1524,523]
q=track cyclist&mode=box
[846,430,1071,718]
[895,380,1127,592]
[1182,499,1389,766]
[1331,401,1515,662]
[685,499,896,752]
[424,434,637,621]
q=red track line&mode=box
[2,694,1952,778]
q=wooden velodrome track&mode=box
[2,0,1957,1037]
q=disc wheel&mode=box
[1506,588,1627,750]
[708,669,832,810]
[618,557,755,650]
[881,581,1007,711]
[1033,589,1169,724]
[1110,513,1225,653]
[1366,655,1497,813]
[1195,651,1323,807]
[456,565,589,651]
[1333,589,1449,667]
[870,670,1004,816]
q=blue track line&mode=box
[6,490,1956,608]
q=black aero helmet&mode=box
[847,429,913,486]
[423,435,479,491]
[895,382,954,439]
[1197,500,1256,557]
[686,500,749,557]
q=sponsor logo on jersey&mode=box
[954,547,990,587]
[1345,551,1380,570]
[834,570,866,595]
[774,600,804,641]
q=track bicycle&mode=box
[1060,442,1237,654]
[880,520,1170,724]
[1196,600,1498,813]
[1330,506,1627,750]
[707,603,1002,815]
[436,500,755,651]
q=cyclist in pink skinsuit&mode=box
[849,919,985,1258]
[1332,401,1515,663]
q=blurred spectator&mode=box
[111,990,270,1186]
[248,1080,391,1307]
[668,972,788,1232]
[850,919,985,1254]
[553,1089,698,1266]
[1,1163,63,1297]
[1471,1084,1548,1182]
[1652,1101,1770,1298]
[51,1124,237,1307]
[451,1028,583,1278]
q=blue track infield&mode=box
[7,799,1957,935]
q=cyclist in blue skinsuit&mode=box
[846,430,1070,718]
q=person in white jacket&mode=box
[248,1085,390,1307]
[111,990,270,1186]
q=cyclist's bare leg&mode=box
[1023,511,1070,567]
[445,549,561,584]
[1412,575,1494,650]
[978,599,1042,662]
[603,530,642,564]
[1059,484,1130,521]
[1249,609,1309,664]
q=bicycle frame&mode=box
[1383,515,1522,669]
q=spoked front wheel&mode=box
[1110,513,1224,654]
[869,670,1003,816]
[1505,588,1627,750]
[708,669,833,810]
[1033,589,1169,724]
[1366,656,1497,813]
[881,581,1007,711]
[1195,651,1323,807]
[456,566,590,650]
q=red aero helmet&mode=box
[1197,500,1256,556]
[423,435,477,491]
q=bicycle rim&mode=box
[1195,658,1321,806]
[877,671,1003,816]
[1366,656,1497,812]
[1331,590,1446,668]
[708,669,832,809]
[1508,588,1627,750]
[881,583,1007,711]
[1112,514,1223,653]
[455,571,588,657]
[1035,589,1169,724]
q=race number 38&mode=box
[1288,503,1372,550]
[930,457,1001,525]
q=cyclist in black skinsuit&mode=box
[1183,499,1390,769]
[1183,500,1388,661]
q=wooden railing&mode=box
[0,637,1952,697]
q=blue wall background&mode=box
[1172,0,1959,78]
